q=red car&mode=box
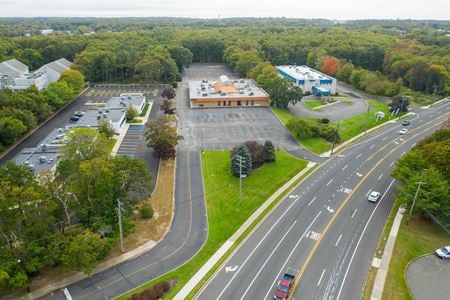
[274,273,295,300]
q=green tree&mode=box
[168,45,193,71]
[234,50,263,76]
[145,117,183,147]
[60,69,85,93]
[231,144,252,177]
[98,119,115,139]
[126,107,138,122]
[0,117,27,146]
[264,140,276,162]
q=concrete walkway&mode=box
[370,206,406,300]
[174,162,317,300]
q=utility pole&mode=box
[236,155,246,206]
[406,171,426,225]
[117,199,124,253]
[364,105,371,136]
[330,120,340,156]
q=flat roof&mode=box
[189,78,268,99]
[106,94,146,110]
[76,109,126,128]
[276,65,334,81]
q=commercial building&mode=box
[106,93,147,115]
[189,75,270,108]
[276,65,336,96]
[76,109,127,135]
[0,58,72,90]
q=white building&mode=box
[276,65,337,96]
[9,72,48,91]
[36,58,72,85]
[76,109,127,135]
[106,93,147,115]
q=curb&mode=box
[174,161,318,299]
[0,86,89,161]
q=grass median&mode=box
[303,99,323,109]
[116,150,308,299]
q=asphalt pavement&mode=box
[195,102,450,300]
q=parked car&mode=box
[399,128,408,135]
[69,115,80,122]
[435,246,450,259]
[402,120,411,126]
[73,111,85,117]
[368,191,381,203]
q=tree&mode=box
[0,117,27,146]
[145,117,183,147]
[234,50,263,76]
[98,119,115,139]
[336,63,355,83]
[231,144,252,177]
[286,118,313,139]
[269,78,303,108]
[60,69,85,93]
[153,140,176,161]
[243,140,266,165]
[126,107,138,122]
[389,96,410,112]
[320,56,342,76]
[60,128,110,163]
[161,87,176,100]
[61,231,112,275]
[168,45,193,71]
[161,99,175,115]
[264,140,276,162]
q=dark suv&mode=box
[402,120,410,126]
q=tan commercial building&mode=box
[189,75,270,108]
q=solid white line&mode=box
[326,179,333,186]
[216,195,301,299]
[239,220,298,300]
[378,174,383,181]
[342,164,348,171]
[369,144,375,149]
[336,179,396,300]
[400,151,406,156]
[390,161,395,167]
[63,288,73,300]
[365,189,372,197]
[335,234,343,247]
[317,269,326,286]
[355,153,362,159]
[382,136,388,141]
[351,209,358,219]
[263,211,322,300]
[308,197,317,206]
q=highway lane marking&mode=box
[308,197,317,206]
[342,164,348,171]
[355,153,362,159]
[336,179,396,300]
[335,234,343,247]
[390,161,395,167]
[326,179,334,186]
[317,269,326,286]
[239,220,298,300]
[369,144,375,149]
[288,118,448,300]
[382,136,388,141]
[225,265,238,273]
[215,195,302,299]
[263,211,322,300]
[351,209,358,219]
[306,230,321,241]
[400,151,406,156]
[377,174,383,181]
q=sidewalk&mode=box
[370,206,406,300]
[174,162,317,300]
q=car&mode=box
[435,246,450,259]
[73,111,85,117]
[399,128,408,135]
[402,120,411,126]
[69,115,80,122]
[368,191,381,202]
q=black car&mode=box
[402,120,410,126]
[69,115,80,122]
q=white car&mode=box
[435,246,450,259]
[399,128,408,135]
[368,191,381,202]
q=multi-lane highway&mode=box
[195,102,449,300]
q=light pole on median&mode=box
[236,155,246,206]
[406,170,426,225]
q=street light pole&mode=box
[364,105,371,136]
[330,120,340,156]
[406,171,426,225]
[117,199,124,253]
[236,155,246,206]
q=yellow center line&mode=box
[288,115,447,299]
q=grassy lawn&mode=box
[117,150,307,299]
[140,102,150,116]
[303,99,323,109]
[382,216,450,299]
[271,107,295,124]
[107,138,117,153]
[334,101,392,142]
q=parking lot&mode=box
[116,125,146,158]
[81,84,159,104]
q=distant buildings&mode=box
[276,65,336,96]
[0,58,72,91]
[189,75,270,108]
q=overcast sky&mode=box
[0,0,449,20]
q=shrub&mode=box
[321,118,330,124]
[264,140,276,162]
[127,281,172,300]
[244,140,266,164]
[140,204,154,219]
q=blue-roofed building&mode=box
[276,65,336,95]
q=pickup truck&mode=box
[273,273,295,300]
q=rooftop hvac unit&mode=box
[105,109,109,113]
[98,109,102,114]
[97,115,101,120]
[221,93,226,96]
[103,113,108,118]
[249,92,254,96]
[202,93,208,97]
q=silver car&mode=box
[435,246,450,259]
[368,191,381,202]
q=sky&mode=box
[0,0,449,20]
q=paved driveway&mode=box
[406,254,450,300]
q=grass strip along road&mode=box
[117,150,307,299]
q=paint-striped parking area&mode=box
[84,84,159,103]
[116,125,146,158]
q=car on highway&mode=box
[435,246,450,259]
[402,120,411,126]
[274,273,295,300]
[368,191,381,203]
[399,128,408,135]
[69,115,80,122]
[73,111,86,117]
